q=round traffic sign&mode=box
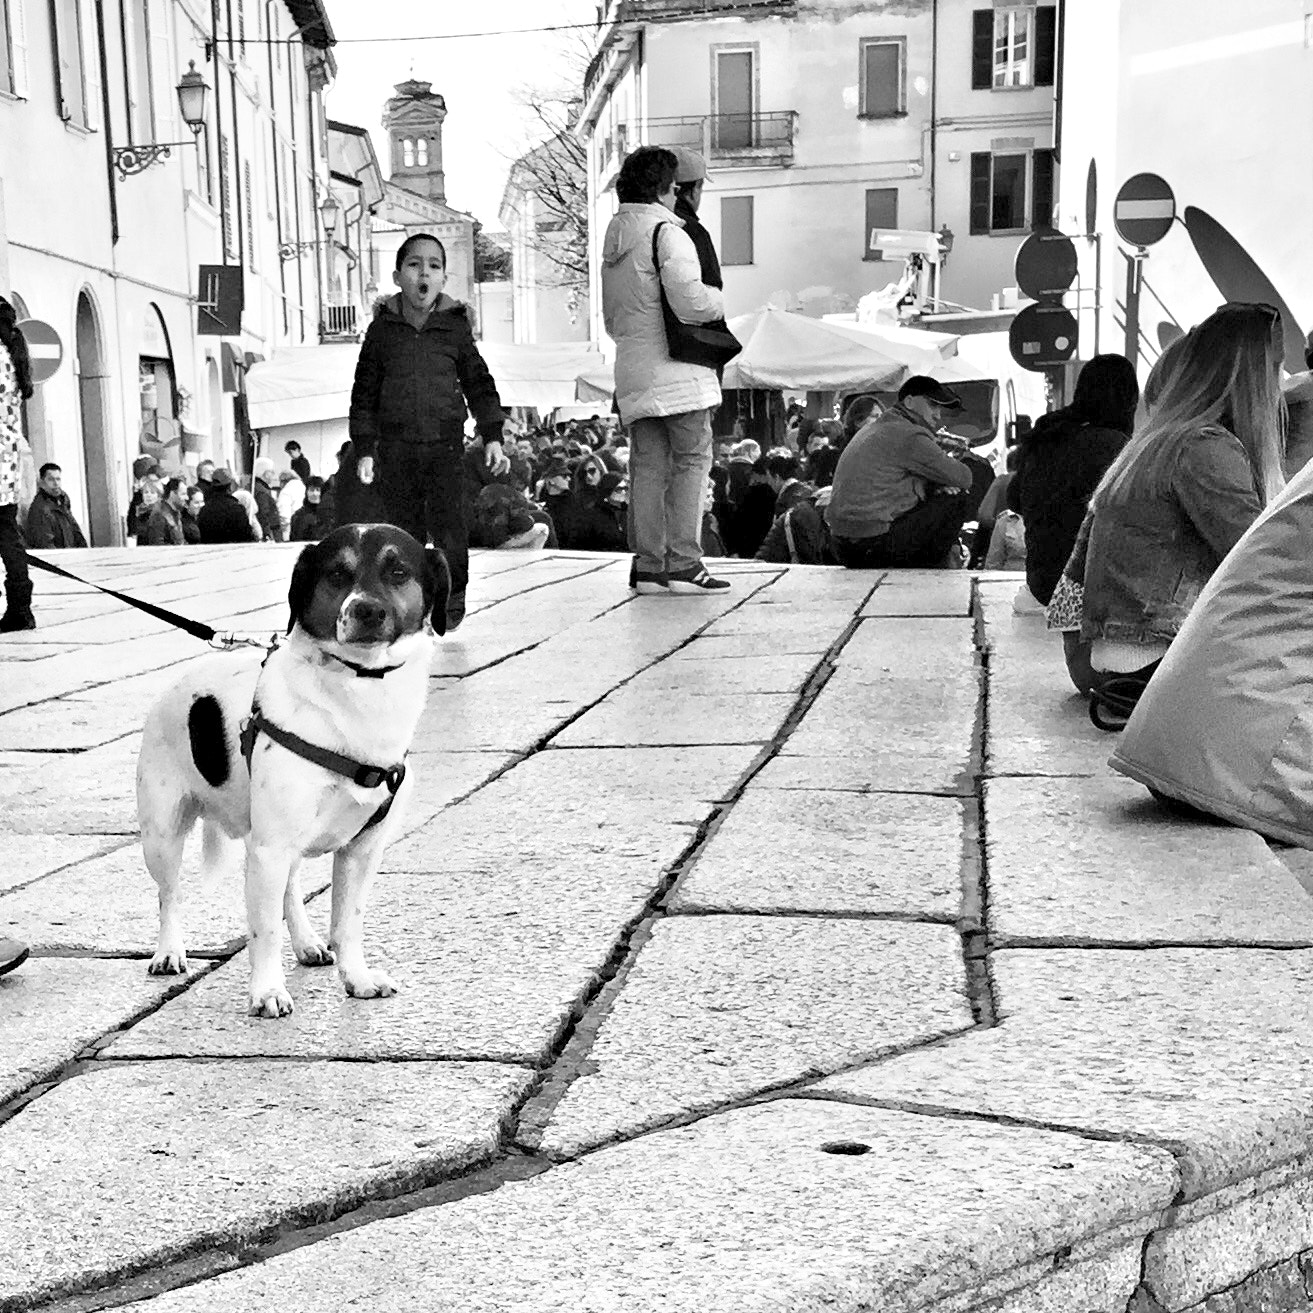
[1014,226,1078,300]
[1114,173,1176,248]
[16,319,64,384]
[1008,303,1079,371]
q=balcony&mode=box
[646,112,797,168]
[320,304,359,342]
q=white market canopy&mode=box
[245,340,608,430]
[721,307,958,393]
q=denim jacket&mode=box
[1071,423,1263,644]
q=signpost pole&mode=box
[1123,248,1144,365]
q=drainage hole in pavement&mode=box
[819,1141,872,1156]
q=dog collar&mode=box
[327,652,407,679]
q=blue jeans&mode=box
[627,409,713,576]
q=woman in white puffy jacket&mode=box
[602,147,728,595]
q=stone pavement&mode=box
[2,545,1313,1312]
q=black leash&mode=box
[24,551,271,650]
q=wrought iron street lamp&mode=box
[111,62,210,180]
[278,195,341,262]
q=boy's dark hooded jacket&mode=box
[349,293,505,459]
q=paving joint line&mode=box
[0,836,138,901]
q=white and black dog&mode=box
[137,524,449,1018]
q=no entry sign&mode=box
[16,319,64,384]
[1114,173,1176,248]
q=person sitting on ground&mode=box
[1069,302,1285,711]
[141,476,188,546]
[284,440,311,483]
[181,485,203,544]
[572,470,629,552]
[535,458,575,548]
[251,457,282,542]
[197,468,258,543]
[838,395,882,456]
[289,476,330,541]
[700,474,726,558]
[1011,353,1139,604]
[802,422,840,489]
[969,448,1020,569]
[825,376,974,569]
[25,462,88,549]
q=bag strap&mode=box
[651,221,664,273]
[783,509,800,564]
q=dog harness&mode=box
[239,705,407,836]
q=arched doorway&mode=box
[6,293,51,470]
[75,291,117,546]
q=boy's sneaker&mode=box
[628,557,669,595]
[667,566,730,594]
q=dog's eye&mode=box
[327,564,353,587]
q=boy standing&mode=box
[349,232,507,630]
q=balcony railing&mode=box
[321,304,359,341]
[645,112,797,166]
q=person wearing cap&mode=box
[670,147,721,294]
[825,375,974,568]
[601,145,730,595]
[197,468,258,544]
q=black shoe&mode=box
[629,557,668,595]
[445,591,466,632]
[0,579,35,631]
[667,566,730,594]
[0,938,29,977]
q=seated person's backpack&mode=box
[755,496,835,565]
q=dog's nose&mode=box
[348,598,387,628]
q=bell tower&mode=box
[383,78,447,203]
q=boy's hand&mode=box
[357,457,375,485]
[484,441,510,476]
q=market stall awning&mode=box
[722,307,950,393]
[246,340,609,430]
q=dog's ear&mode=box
[424,547,451,637]
[287,541,323,634]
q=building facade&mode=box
[577,0,1058,342]
[1056,0,1313,376]
[0,0,340,544]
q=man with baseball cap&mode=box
[825,375,975,568]
[670,147,720,292]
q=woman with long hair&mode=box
[0,295,36,632]
[1076,303,1285,719]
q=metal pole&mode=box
[1123,248,1143,365]
[1092,232,1101,356]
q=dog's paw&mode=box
[343,968,398,1000]
[248,987,295,1018]
[293,939,336,967]
[148,949,189,976]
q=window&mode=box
[244,160,256,270]
[713,47,754,150]
[51,0,99,128]
[402,137,414,167]
[417,136,428,167]
[0,0,30,98]
[859,38,904,118]
[721,195,754,265]
[969,148,1056,234]
[971,6,1056,90]
[863,188,899,260]
[127,0,154,141]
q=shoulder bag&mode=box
[651,223,741,371]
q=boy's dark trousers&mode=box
[377,438,469,598]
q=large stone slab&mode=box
[0,840,331,954]
[836,616,977,679]
[554,689,797,747]
[0,958,183,1104]
[0,1059,531,1309]
[816,947,1313,1200]
[670,788,964,918]
[750,753,974,796]
[116,1101,1178,1313]
[782,674,979,792]
[861,574,973,616]
[987,776,1313,946]
[110,860,667,1063]
[391,750,518,837]
[0,834,127,894]
[666,629,837,658]
[698,602,855,638]
[526,916,972,1158]
[1,734,142,833]
[625,651,820,695]
[987,660,1112,777]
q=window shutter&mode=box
[971,10,993,90]
[969,152,991,234]
[1031,148,1055,228]
[150,0,175,143]
[1034,6,1057,86]
[10,0,29,97]
[77,0,99,130]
